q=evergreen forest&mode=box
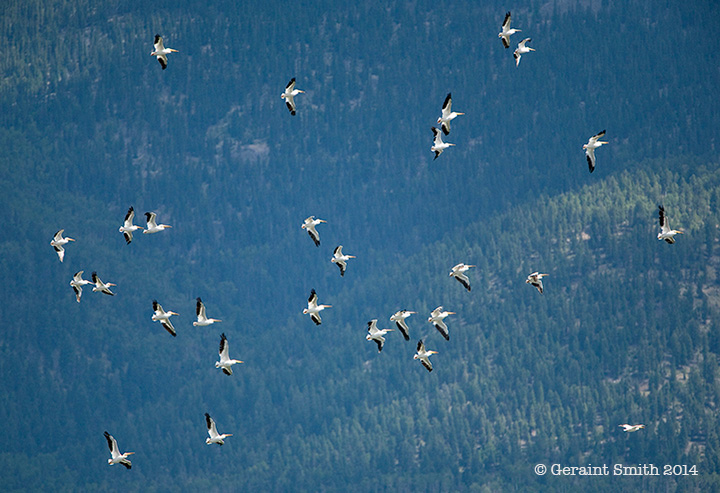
[1,0,720,491]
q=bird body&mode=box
[431,127,454,159]
[303,289,331,325]
[390,310,415,341]
[583,130,608,173]
[658,205,683,243]
[414,339,438,372]
[428,306,455,341]
[119,206,143,244]
[498,12,521,49]
[526,272,548,294]
[194,297,221,326]
[513,38,535,66]
[91,272,116,296]
[143,212,171,234]
[331,245,355,277]
[150,35,178,70]
[216,333,243,375]
[281,78,305,115]
[437,93,464,135]
[449,263,475,291]
[205,413,232,445]
[366,319,394,352]
[70,270,93,302]
[104,431,134,469]
[302,216,326,247]
[50,229,75,262]
[619,424,645,432]
[152,300,178,336]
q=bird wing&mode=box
[197,298,207,319]
[454,273,471,291]
[434,321,449,340]
[104,431,119,457]
[417,339,425,353]
[72,284,82,302]
[153,34,165,52]
[124,207,135,226]
[659,205,670,232]
[441,93,452,118]
[395,319,410,341]
[519,37,531,48]
[334,245,343,256]
[308,289,318,306]
[374,338,383,352]
[53,229,64,242]
[311,313,322,325]
[123,231,133,244]
[367,319,378,334]
[161,318,176,337]
[285,78,296,93]
[586,148,596,173]
[219,333,230,360]
[205,413,219,437]
[145,212,157,228]
[502,11,512,31]
[336,260,346,276]
[421,358,433,372]
[591,129,606,142]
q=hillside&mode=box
[1,0,720,491]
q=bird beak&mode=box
[170,311,179,316]
[226,434,233,437]
[457,113,465,116]
[68,238,76,242]
[126,452,135,456]
[319,220,327,223]
[430,351,438,354]
[166,225,173,228]
[170,49,179,52]
[448,312,456,315]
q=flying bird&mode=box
[50,229,74,262]
[437,93,464,135]
[498,11,521,49]
[91,272,116,296]
[526,272,548,294]
[583,130,608,173]
[150,34,178,70]
[194,297,222,326]
[428,306,455,341]
[390,310,415,341]
[143,212,171,234]
[70,270,93,303]
[619,424,645,432]
[449,263,475,291]
[281,78,305,115]
[104,431,134,469]
[431,127,454,160]
[414,339,438,372]
[152,300,178,337]
[366,319,394,352]
[205,413,232,445]
[331,245,355,277]
[658,205,683,244]
[301,216,326,247]
[303,289,331,325]
[513,38,535,66]
[216,333,243,375]
[119,206,143,244]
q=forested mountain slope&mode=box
[1,0,720,491]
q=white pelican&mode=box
[150,34,178,70]
[216,333,243,375]
[50,229,74,262]
[70,270,93,303]
[281,78,304,116]
[449,263,475,292]
[390,310,415,341]
[583,130,608,173]
[104,431,134,469]
[205,413,232,445]
[498,11,521,49]
[119,206,143,244]
[303,289,331,325]
[152,300,178,337]
[658,205,683,244]
[414,339,438,372]
[437,93,464,136]
[431,127,454,160]
[301,216,326,247]
[428,306,455,341]
[619,424,645,432]
[366,319,394,352]
[513,38,535,66]
[331,245,355,277]
[526,272,548,294]
[91,271,116,296]
[194,297,222,326]
[143,212,171,234]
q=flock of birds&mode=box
[46,11,688,470]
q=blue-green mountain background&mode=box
[2,0,720,490]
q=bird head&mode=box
[215,362,221,368]
[302,308,309,314]
[413,354,419,360]
[206,437,212,444]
